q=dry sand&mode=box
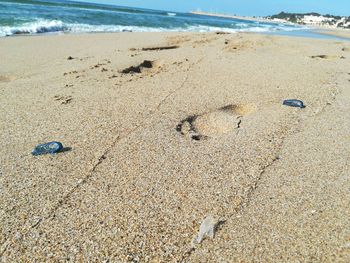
[0,31,349,262]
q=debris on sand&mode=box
[32,141,64,156]
[283,99,305,108]
[120,60,161,74]
[194,215,221,244]
[54,95,73,105]
[215,31,230,35]
[141,45,179,51]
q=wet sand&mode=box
[0,32,350,262]
[315,28,350,40]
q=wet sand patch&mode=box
[0,75,13,82]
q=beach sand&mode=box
[315,28,350,40]
[0,32,349,262]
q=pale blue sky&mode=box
[80,0,350,16]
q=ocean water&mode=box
[0,0,307,37]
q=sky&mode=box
[80,0,350,16]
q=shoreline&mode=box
[190,11,276,23]
[311,27,350,39]
[1,27,349,42]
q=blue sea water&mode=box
[0,0,308,37]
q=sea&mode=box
[0,0,332,38]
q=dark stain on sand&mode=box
[0,76,12,82]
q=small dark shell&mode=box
[32,141,64,156]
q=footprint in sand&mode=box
[192,36,219,46]
[120,60,163,74]
[167,35,191,46]
[176,104,257,140]
[224,39,267,52]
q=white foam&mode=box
[0,19,67,36]
[183,25,239,33]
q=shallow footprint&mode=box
[177,104,257,140]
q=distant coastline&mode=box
[267,12,350,29]
[191,11,350,31]
[190,11,273,23]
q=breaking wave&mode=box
[0,19,306,37]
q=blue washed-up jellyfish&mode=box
[283,99,305,108]
[32,141,63,156]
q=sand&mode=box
[316,28,350,40]
[0,31,349,262]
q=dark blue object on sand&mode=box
[283,99,305,108]
[32,141,63,156]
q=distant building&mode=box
[267,12,350,29]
